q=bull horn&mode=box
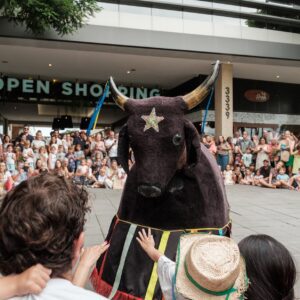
[183,60,220,110]
[110,76,129,110]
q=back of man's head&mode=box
[0,173,90,277]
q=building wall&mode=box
[88,2,300,45]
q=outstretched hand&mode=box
[72,242,110,288]
[79,242,110,269]
[136,228,162,262]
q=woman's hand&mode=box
[79,242,110,269]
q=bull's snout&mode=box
[138,184,161,198]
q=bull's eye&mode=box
[173,134,182,146]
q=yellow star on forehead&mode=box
[141,107,164,132]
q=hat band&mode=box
[184,260,237,299]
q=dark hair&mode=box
[0,173,90,277]
[239,235,296,300]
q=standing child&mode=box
[74,144,84,169]
[48,145,57,171]
[57,144,66,161]
[22,140,34,169]
[242,147,253,168]
[66,146,76,173]
[4,144,16,173]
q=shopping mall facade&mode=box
[0,0,299,138]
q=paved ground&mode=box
[85,185,300,296]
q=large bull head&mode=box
[111,61,220,198]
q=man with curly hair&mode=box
[0,173,108,299]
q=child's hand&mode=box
[79,242,110,269]
[136,228,162,262]
[16,264,52,295]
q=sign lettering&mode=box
[0,77,161,99]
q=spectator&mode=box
[291,144,300,175]
[238,131,254,154]
[223,164,235,185]
[74,143,84,169]
[259,159,271,180]
[12,162,28,186]
[226,136,234,165]
[0,173,109,300]
[290,168,300,190]
[57,144,66,161]
[240,168,254,185]
[259,160,285,189]
[22,140,34,169]
[279,131,292,164]
[4,144,16,173]
[48,145,57,171]
[91,133,106,157]
[241,147,253,168]
[239,235,296,300]
[105,131,118,163]
[66,146,76,173]
[254,137,270,170]
[74,158,89,185]
[62,133,73,153]
[32,130,46,150]
[15,125,34,144]
[2,135,12,151]
[233,165,243,184]
[275,166,293,189]
[216,135,231,171]
[232,131,242,145]
[253,169,263,187]
[0,162,13,196]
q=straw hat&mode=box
[175,234,248,300]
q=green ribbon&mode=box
[184,260,237,300]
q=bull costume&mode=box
[91,61,231,300]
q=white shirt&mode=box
[157,255,186,300]
[32,140,46,149]
[105,139,118,157]
[10,278,107,300]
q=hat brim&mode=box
[175,234,248,300]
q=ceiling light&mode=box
[276,75,280,78]
[227,61,231,64]
[49,63,52,67]
[52,78,57,83]
[126,68,136,74]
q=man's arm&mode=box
[0,265,51,300]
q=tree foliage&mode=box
[0,0,101,35]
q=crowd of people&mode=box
[0,125,127,196]
[201,130,300,191]
[0,125,300,196]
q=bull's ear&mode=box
[117,124,130,173]
[184,120,200,165]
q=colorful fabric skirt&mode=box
[91,215,231,300]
